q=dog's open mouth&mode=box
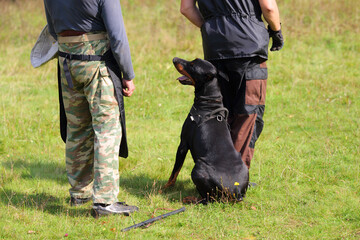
[173,57,195,86]
[177,75,193,85]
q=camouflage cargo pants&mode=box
[59,35,121,204]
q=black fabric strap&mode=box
[62,58,73,88]
[58,50,111,61]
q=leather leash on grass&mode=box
[121,207,186,232]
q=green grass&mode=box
[0,0,359,239]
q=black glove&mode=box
[268,26,284,51]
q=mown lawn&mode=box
[0,0,359,239]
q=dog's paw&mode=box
[158,183,173,194]
[182,196,200,204]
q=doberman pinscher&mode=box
[164,57,249,203]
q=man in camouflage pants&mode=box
[44,0,138,217]
[59,37,122,206]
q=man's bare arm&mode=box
[180,0,204,28]
[259,0,281,31]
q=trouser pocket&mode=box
[245,61,267,107]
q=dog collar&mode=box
[190,106,229,126]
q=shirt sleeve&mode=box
[43,1,57,40]
[101,0,135,80]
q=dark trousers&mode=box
[210,58,267,169]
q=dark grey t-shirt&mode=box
[44,0,135,80]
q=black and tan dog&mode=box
[164,57,249,203]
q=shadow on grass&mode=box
[119,174,199,202]
[2,158,67,185]
[1,159,198,215]
[0,159,92,217]
[0,187,91,217]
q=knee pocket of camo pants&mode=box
[245,62,267,106]
[90,64,119,127]
[99,64,109,78]
[98,64,118,107]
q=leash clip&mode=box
[217,115,223,122]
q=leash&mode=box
[121,207,186,232]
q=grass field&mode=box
[0,0,359,239]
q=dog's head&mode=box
[173,57,217,87]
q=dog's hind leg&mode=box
[191,163,215,201]
[164,140,188,188]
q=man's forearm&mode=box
[259,0,281,31]
[180,0,204,28]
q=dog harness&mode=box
[189,96,229,126]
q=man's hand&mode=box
[122,79,135,97]
[268,26,284,51]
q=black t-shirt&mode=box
[197,0,269,60]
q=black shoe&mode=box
[70,197,92,206]
[91,202,139,218]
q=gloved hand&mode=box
[268,26,284,51]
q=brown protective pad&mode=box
[245,79,267,106]
[229,113,257,168]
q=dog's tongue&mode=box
[177,75,189,81]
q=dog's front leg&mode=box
[163,140,188,188]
